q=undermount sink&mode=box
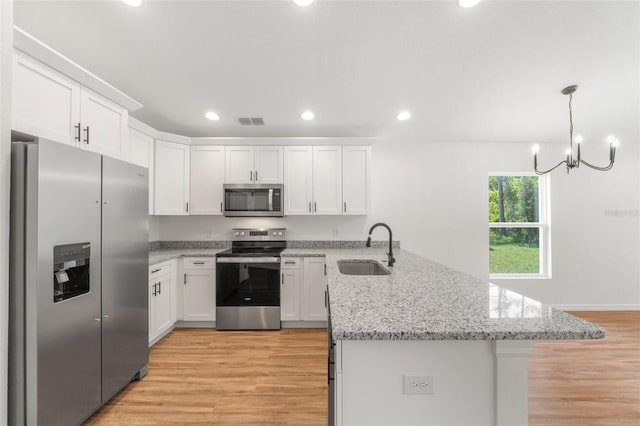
[337,259,391,276]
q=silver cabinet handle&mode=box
[344,202,347,212]
[281,273,284,285]
[255,170,258,181]
[192,261,205,265]
[152,283,157,296]
[284,260,296,265]
[220,202,223,212]
[186,202,189,212]
[158,282,162,295]
[314,202,317,212]
[184,273,187,285]
[74,123,81,141]
[83,126,90,144]
[308,202,311,213]
[151,268,161,274]
[250,171,253,181]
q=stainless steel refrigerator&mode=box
[9,137,149,425]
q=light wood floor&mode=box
[85,312,639,425]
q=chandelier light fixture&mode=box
[532,85,619,175]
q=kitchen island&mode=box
[289,248,604,426]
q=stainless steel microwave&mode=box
[223,184,284,217]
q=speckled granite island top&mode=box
[149,249,226,265]
[313,248,605,342]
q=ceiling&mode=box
[13,0,640,145]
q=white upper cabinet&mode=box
[12,52,128,159]
[342,146,371,215]
[225,145,283,184]
[284,146,313,215]
[254,146,284,183]
[129,128,155,214]
[12,52,80,145]
[313,146,343,215]
[154,140,190,215]
[225,146,254,183]
[190,146,225,215]
[79,87,128,159]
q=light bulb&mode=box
[396,111,411,121]
[532,144,540,154]
[301,110,315,121]
[293,0,314,6]
[574,134,583,144]
[205,111,220,121]
[458,0,481,8]
[565,148,572,156]
[606,135,616,144]
[612,138,620,148]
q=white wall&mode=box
[0,1,13,423]
[158,139,640,309]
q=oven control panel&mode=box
[231,228,287,241]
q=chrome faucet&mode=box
[365,223,395,267]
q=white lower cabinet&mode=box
[302,257,328,321]
[149,260,176,345]
[182,257,216,321]
[281,258,302,321]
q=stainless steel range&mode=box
[216,228,286,330]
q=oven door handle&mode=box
[216,257,281,264]
[268,188,273,211]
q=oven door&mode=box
[216,257,281,307]
[223,184,283,217]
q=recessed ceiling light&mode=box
[301,110,315,121]
[205,111,220,121]
[458,0,481,8]
[121,0,142,7]
[396,111,411,121]
[293,0,314,6]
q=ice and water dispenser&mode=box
[53,242,91,302]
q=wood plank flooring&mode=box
[85,312,639,425]
[529,311,640,426]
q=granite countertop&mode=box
[149,248,227,265]
[320,249,605,342]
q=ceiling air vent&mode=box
[237,117,265,126]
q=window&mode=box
[488,174,549,278]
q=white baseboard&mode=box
[552,304,640,311]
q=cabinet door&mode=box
[190,146,225,215]
[281,266,301,321]
[154,140,190,215]
[302,257,328,321]
[149,280,159,343]
[255,146,284,183]
[12,52,81,145]
[129,128,155,214]
[342,146,371,215]
[155,274,174,336]
[225,146,254,183]
[284,146,313,215]
[313,146,343,215]
[183,269,216,321]
[80,87,128,159]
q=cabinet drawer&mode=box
[183,257,215,270]
[149,260,173,277]
[281,257,301,269]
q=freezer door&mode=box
[35,141,103,425]
[101,156,149,402]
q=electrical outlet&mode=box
[403,374,434,395]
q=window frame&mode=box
[488,172,551,280]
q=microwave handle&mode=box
[268,188,273,211]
